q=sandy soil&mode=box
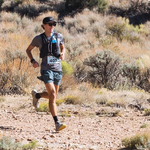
[0,95,150,150]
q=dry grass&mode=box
[96,88,150,109]
[0,1,150,98]
[122,132,150,149]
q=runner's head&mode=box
[41,17,57,30]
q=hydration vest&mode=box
[40,32,60,58]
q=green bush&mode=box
[61,61,74,75]
[64,95,81,105]
[0,136,22,150]
[83,49,123,90]
[22,140,38,150]
[86,0,107,13]
[106,17,147,43]
[83,49,150,91]
[36,102,49,112]
[140,123,148,128]
[122,61,150,91]
[122,133,150,149]
[57,95,82,105]
[122,62,140,86]
[144,109,150,116]
[0,136,38,150]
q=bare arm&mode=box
[26,45,39,68]
[59,44,65,61]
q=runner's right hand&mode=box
[32,61,39,68]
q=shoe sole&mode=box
[57,124,66,131]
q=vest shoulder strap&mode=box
[40,32,58,43]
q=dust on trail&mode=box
[0,95,149,150]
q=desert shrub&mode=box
[108,0,150,25]
[83,49,123,90]
[140,124,148,128]
[65,0,107,13]
[96,108,121,117]
[65,95,82,105]
[122,61,150,91]
[22,140,38,150]
[0,50,30,95]
[0,67,29,95]
[86,0,107,13]
[122,62,140,87]
[1,0,22,12]
[15,3,51,18]
[136,68,150,92]
[56,98,66,106]
[0,12,21,23]
[36,102,49,112]
[15,4,39,18]
[144,109,150,116]
[61,61,74,75]
[59,75,76,92]
[65,0,83,11]
[58,95,82,105]
[0,0,3,8]
[106,17,148,43]
[0,136,22,150]
[54,0,66,13]
[83,49,150,91]
[20,16,34,29]
[73,61,88,83]
[60,110,71,117]
[122,133,150,149]
[59,61,75,92]
[0,136,38,150]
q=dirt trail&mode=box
[0,95,150,150]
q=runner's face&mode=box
[43,22,56,32]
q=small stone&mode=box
[50,134,55,138]
[42,135,48,140]
[27,138,32,141]
[78,130,80,135]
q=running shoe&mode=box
[31,89,40,108]
[55,121,66,131]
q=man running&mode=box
[26,17,66,131]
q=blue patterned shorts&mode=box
[39,70,62,85]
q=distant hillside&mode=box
[0,0,150,25]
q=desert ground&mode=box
[0,93,150,150]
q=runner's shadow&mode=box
[51,131,59,134]
[0,126,15,130]
[117,148,127,150]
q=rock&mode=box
[50,134,55,138]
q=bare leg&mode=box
[39,91,49,99]
[39,84,59,99]
[45,82,58,117]
[33,83,66,131]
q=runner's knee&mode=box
[48,91,56,102]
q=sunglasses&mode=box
[47,23,56,26]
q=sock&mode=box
[53,116,59,123]
[35,93,41,99]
